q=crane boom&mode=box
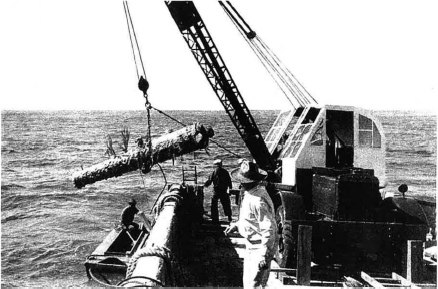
[166,1,275,171]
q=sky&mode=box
[0,0,437,111]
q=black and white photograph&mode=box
[1,0,437,287]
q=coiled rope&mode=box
[125,245,172,280]
[151,189,183,217]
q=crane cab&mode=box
[267,105,386,188]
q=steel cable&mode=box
[220,2,318,107]
[150,105,241,158]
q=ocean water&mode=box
[1,110,436,287]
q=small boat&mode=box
[85,224,148,286]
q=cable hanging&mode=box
[123,1,147,79]
[150,104,242,158]
[123,1,152,154]
[124,1,161,202]
[220,1,318,109]
[124,1,241,167]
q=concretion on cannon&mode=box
[72,123,214,188]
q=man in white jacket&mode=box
[225,160,277,288]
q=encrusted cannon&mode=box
[72,123,214,188]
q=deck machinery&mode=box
[166,1,430,277]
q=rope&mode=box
[152,190,183,217]
[125,246,172,279]
[150,104,242,158]
[118,276,164,287]
[150,106,186,126]
[149,163,168,214]
[210,139,242,158]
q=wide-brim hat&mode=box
[128,198,137,205]
[231,160,267,184]
[213,159,222,166]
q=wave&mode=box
[386,147,435,156]
[3,149,18,153]
[1,183,25,191]
[1,211,51,223]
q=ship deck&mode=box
[177,215,287,287]
[178,218,245,286]
[176,214,437,288]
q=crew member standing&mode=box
[204,159,233,223]
[225,160,277,288]
[121,198,139,231]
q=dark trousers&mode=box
[123,222,140,231]
[211,189,232,222]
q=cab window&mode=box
[310,121,323,146]
[359,115,381,148]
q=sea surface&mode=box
[1,110,436,287]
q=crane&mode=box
[219,2,323,156]
[165,1,275,171]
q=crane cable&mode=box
[224,4,309,107]
[252,35,309,107]
[220,2,318,107]
[220,4,302,108]
[254,37,310,105]
[123,2,152,154]
[256,36,317,105]
[124,2,241,165]
[123,1,147,80]
[219,3,296,108]
[150,105,242,158]
[123,1,161,203]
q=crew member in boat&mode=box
[225,160,277,288]
[121,198,139,231]
[204,159,233,223]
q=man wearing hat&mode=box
[204,159,233,223]
[225,159,277,288]
[121,198,139,231]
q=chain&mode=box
[143,92,154,169]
